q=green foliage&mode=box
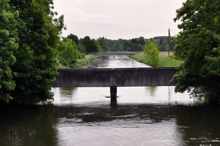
[95,37,173,52]
[80,36,99,53]
[143,40,159,68]
[158,54,183,67]
[175,0,220,104]
[0,0,18,102]
[132,52,182,68]
[7,0,62,104]
[65,35,173,53]
[67,33,79,45]
[74,54,96,69]
[97,37,108,52]
[57,38,82,68]
[96,37,145,52]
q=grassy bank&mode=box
[131,51,183,68]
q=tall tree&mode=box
[10,0,62,104]
[175,0,220,104]
[0,0,18,102]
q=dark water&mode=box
[1,55,220,146]
[1,105,220,146]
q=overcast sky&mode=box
[54,0,184,39]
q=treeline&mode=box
[57,34,174,68]
[98,36,173,52]
[65,34,174,53]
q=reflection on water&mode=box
[0,107,57,146]
[53,87,193,106]
[60,87,76,98]
[56,87,77,104]
[149,86,157,97]
[1,105,220,146]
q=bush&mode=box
[144,39,159,68]
[57,38,82,68]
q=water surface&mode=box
[1,105,220,146]
[1,54,219,146]
[90,55,150,68]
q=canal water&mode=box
[1,55,220,146]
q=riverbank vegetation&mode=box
[57,38,82,68]
[174,0,220,104]
[131,52,183,68]
[131,40,183,68]
[56,35,100,69]
[58,53,96,69]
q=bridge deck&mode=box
[54,68,176,87]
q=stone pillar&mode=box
[110,86,117,107]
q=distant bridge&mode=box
[54,68,177,106]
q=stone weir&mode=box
[54,67,177,106]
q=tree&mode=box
[57,38,82,67]
[0,0,18,102]
[97,37,108,52]
[175,0,220,104]
[80,36,99,53]
[9,0,62,104]
[144,40,159,68]
[67,33,79,45]
[130,37,145,51]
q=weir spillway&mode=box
[54,67,177,106]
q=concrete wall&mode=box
[54,68,177,87]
